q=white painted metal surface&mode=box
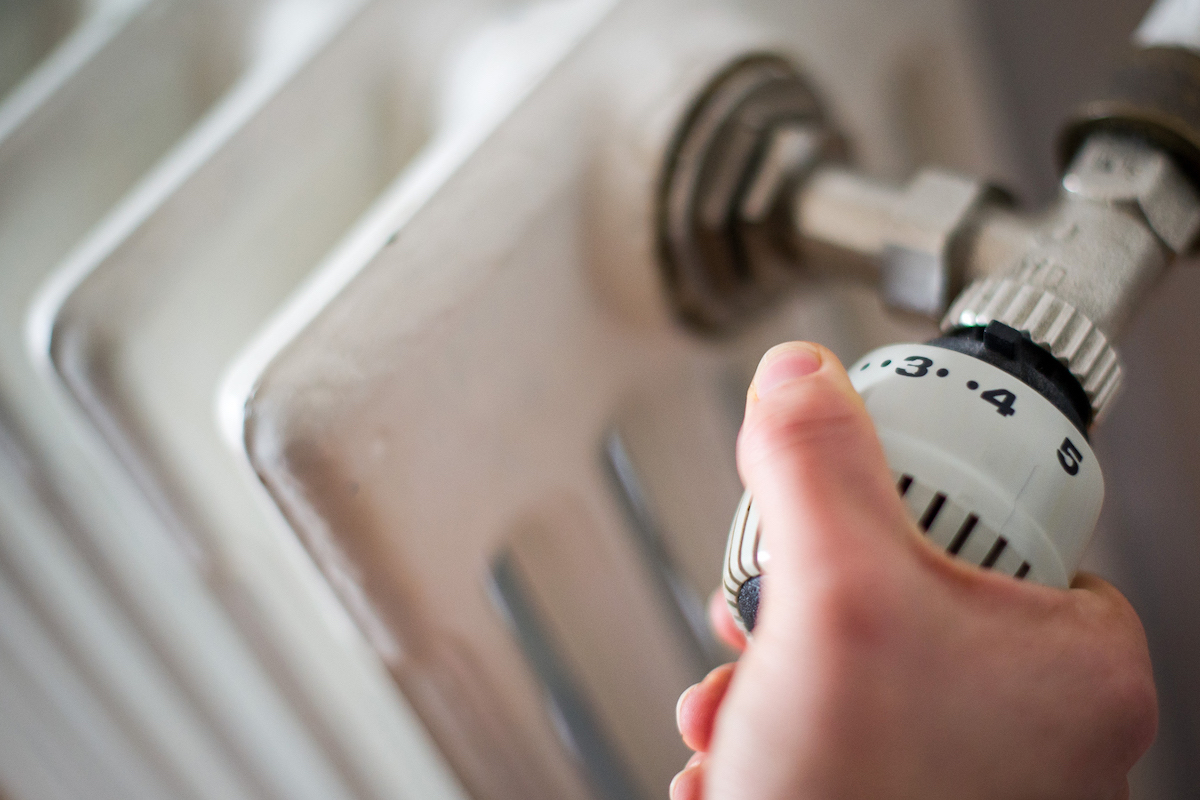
[1,1,471,798]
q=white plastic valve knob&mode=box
[724,341,1104,633]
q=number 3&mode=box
[896,356,933,378]
[1057,437,1083,476]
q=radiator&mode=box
[0,1,1191,798]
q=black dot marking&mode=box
[966,380,979,390]
[936,368,949,377]
[981,536,1008,569]
[860,363,870,370]
[881,359,892,367]
[897,474,913,496]
[1015,562,1031,579]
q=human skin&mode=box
[671,342,1157,800]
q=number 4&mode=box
[981,388,1016,417]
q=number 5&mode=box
[1057,437,1083,476]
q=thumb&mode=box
[736,342,911,580]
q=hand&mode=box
[671,342,1157,800]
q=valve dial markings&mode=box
[981,536,1009,568]
[839,349,1080,590]
[947,514,979,556]
[896,477,1031,579]
[980,388,1017,416]
[885,356,1016,416]
[895,356,933,377]
[918,492,947,532]
[1057,437,1083,476]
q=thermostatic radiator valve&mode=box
[725,325,1100,631]
[653,0,1200,631]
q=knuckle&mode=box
[804,562,900,655]
[1102,634,1159,766]
[1086,660,1159,778]
[1118,669,1159,762]
[1074,591,1159,769]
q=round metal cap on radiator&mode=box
[724,338,1104,634]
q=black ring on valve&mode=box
[930,321,1092,437]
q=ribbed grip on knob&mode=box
[943,278,1122,420]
